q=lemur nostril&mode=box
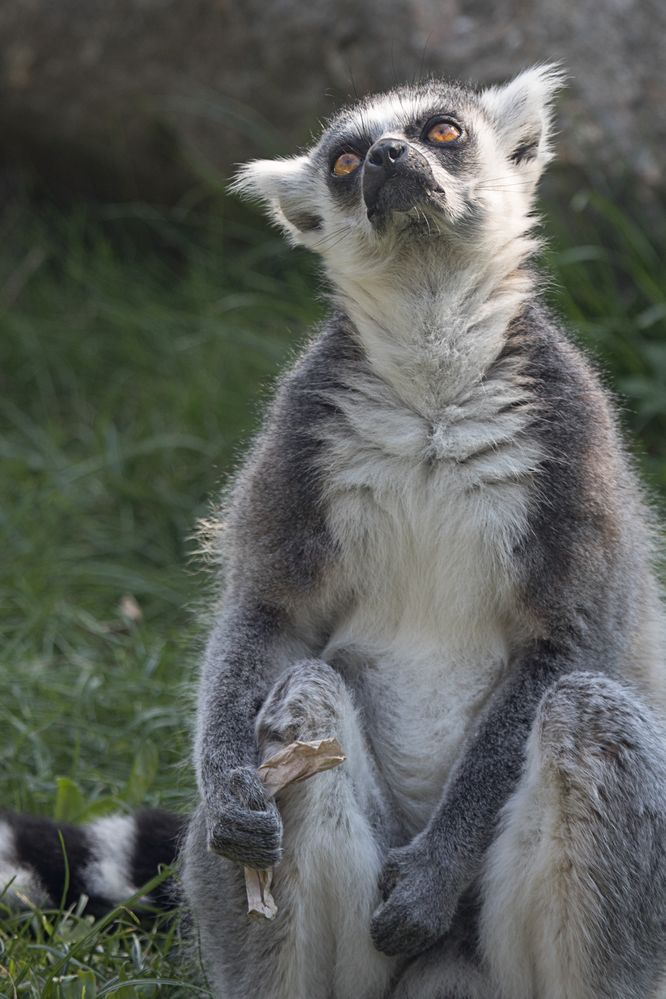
[367,138,408,169]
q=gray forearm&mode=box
[194,601,309,790]
[424,645,572,891]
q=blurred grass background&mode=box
[0,184,665,993]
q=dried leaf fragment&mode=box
[245,737,346,919]
[244,866,278,920]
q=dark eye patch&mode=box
[318,128,371,172]
[403,109,464,141]
[408,111,478,176]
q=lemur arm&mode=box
[370,640,574,956]
[195,602,313,869]
[193,329,346,870]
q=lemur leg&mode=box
[183,659,396,999]
[479,672,666,999]
[391,959,490,999]
[391,904,494,999]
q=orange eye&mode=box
[426,122,462,145]
[332,151,362,177]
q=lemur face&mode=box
[233,66,563,270]
[315,88,477,232]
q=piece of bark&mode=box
[245,737,346,919]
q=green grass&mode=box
[0,187,665,995]
[545,187,666,497]
[0,201,321,995]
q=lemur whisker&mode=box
[311,225,354,251]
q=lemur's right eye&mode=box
[332,152,362,177]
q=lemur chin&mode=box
[4,66,666,999]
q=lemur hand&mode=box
[370,837,458,956]
[204,766,283,869]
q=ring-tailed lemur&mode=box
[4,66,666,999]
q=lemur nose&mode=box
[367,138,408,171]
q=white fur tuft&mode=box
[480,63,566,169]
[230,155,319,244]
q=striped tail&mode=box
[0,809,187,916]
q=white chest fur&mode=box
[320,362,540,832]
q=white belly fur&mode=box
[332,634,509,833]
[320,386,538,832]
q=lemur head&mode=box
[233,65,563,287]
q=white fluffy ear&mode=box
[230,155,322,243]
[480,64,566,170]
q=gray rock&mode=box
[1,0,663,199]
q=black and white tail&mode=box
[0,809,187,916]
